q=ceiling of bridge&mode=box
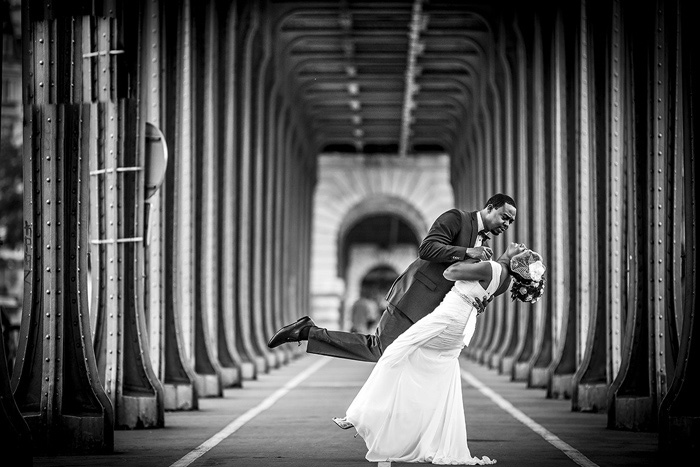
[272,0,495,156]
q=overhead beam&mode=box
[400,0,424,157]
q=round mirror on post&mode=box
[144,123,168,246]
[144,122,168,200]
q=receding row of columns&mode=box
[2,0,315,455]
[452,0,697,457]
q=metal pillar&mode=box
[658,0,699,455]
[158,0,199,411]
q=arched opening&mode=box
[339,214,420,275]
[338,210,422,330]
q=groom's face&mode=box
[483,203,517,236]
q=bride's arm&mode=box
[443,260,492,282]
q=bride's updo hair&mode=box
[509,250,546,303]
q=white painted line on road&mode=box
[170,357,330,467]
[460,369,599,467]
[303,381,365,388]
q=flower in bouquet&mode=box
[509,249,546,303]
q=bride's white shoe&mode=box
[332,417,354,430]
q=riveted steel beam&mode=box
[548,0,587,401]
[528,10,563,387]
[497,16,528,378]
[573,0,615,413]
[658,0,699,454]
[608,0,662,432]
[398,0,424,157]
[14,3,123,453]
[482,21,510,369]
[151,0,200,411]
[252,4,283,370]
[17,101,114,453]
[237,1,270,376]
[81,2,166,430]
[198,0,242,391]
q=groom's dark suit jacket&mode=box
[386,208,481,324]
[307,208,484,362]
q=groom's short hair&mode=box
[485,193,516,209]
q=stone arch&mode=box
[310,154,454,328]
[336,195,427,274]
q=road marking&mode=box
[460,369,599,467]
[170,357,330,467]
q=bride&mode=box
[332,242,546,465]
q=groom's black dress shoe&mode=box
[267,316,316,348]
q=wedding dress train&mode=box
[343,261,502,465]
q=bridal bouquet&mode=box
[510,275,546,303]
[509,251,546,303]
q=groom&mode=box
[268,193,517,363]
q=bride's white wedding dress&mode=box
[343,261,501,465]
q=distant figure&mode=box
[350,296,379,334]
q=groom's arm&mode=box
[418,209,474,263]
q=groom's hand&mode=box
[468,246,493,261]
[473,296,487,314]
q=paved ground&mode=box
[32,349,664,467]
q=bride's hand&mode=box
[472,296,491,315]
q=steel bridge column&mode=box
[260,28,286,367]
[264,88,291,363]
[475,39,499,364]
[573,0,618,413]
[484,20,514,371]
[174,0,220,398]
[156,0,199,410]
[273,106,289,347]
[252,4,279,370]
[265,89,292,365]
[87,8,165,427]
[608,0,696,433]
[530,9,564,388]
[195,0,241,392]
[512,14,544,383]
[548,1,584,400]
[18,29,115,451]
[212,0,245,388]
[520,13,548,387]
[499,17,527,377]
[658,0,699,455]
[218,1,254,381]
[467,39,494,362]
[237,2,271,376]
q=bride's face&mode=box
[502,242,526,259]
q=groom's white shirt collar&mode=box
[476,211,485,233]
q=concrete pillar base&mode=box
[220,367,242,388]
[528,367,549,388]
[117,395,162,429]
[194,374,222,398]
[549,373,573,400]
[513,361,531,382]
[240,362,256,380]
[576,383,608,413]
[163,383,197,411]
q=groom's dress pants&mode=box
[306,305,414,363]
